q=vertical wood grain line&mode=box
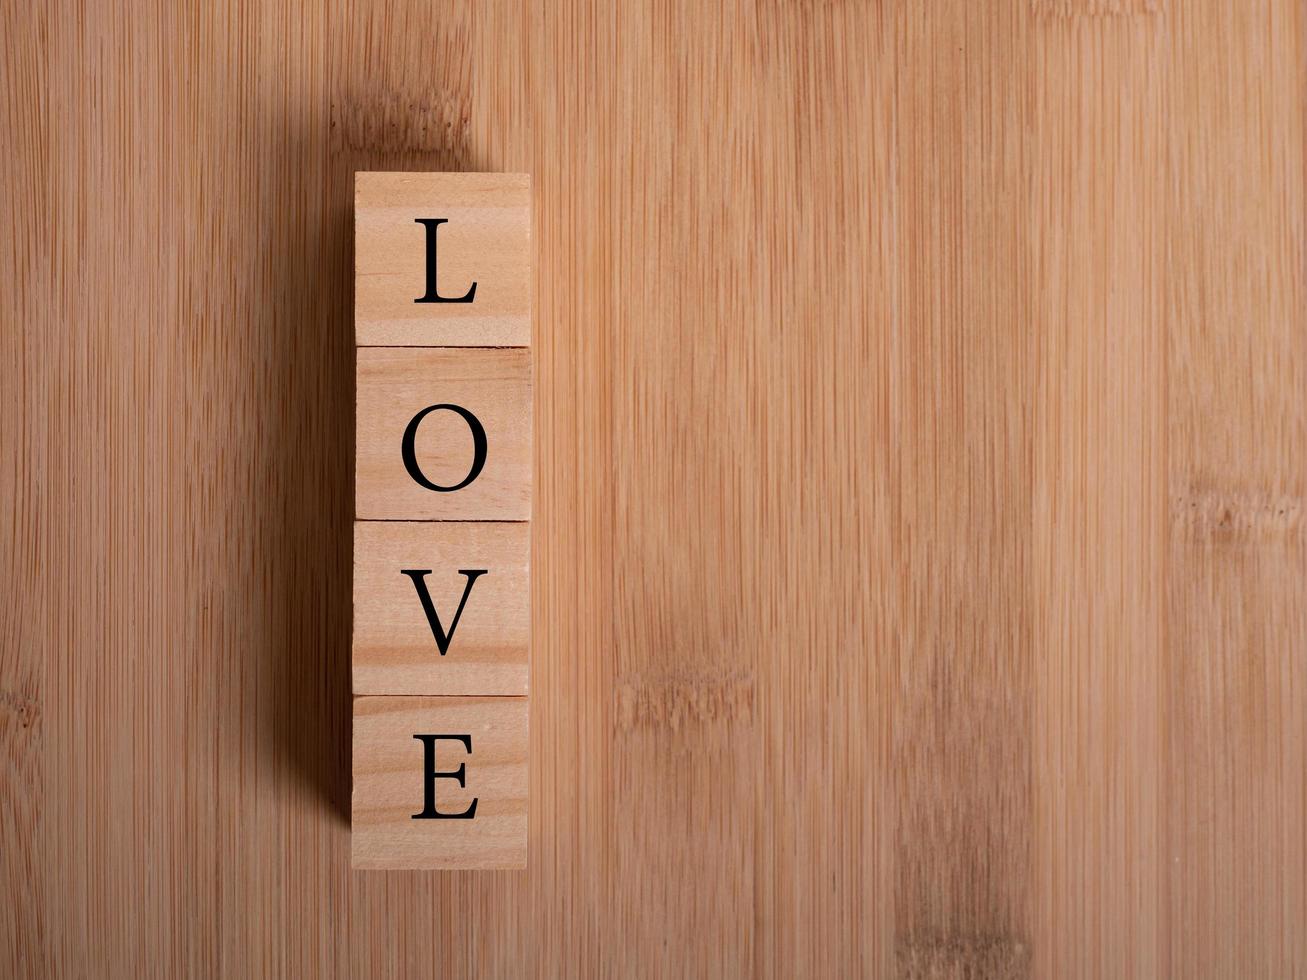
[1028,11,1166,977]
[749,2,897,975]
[1163,3,1306,975]
[892,4,1036,976]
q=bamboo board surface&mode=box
[2,1,1304,976]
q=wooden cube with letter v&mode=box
[353,172,531,871]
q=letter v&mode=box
[399,569,488,655]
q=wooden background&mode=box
[2,1,1304,976]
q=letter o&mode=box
[401,404,488,492]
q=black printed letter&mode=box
[414,218,477,303]
[401,404,487,492]
[411,734,478,820]
[400,569,487,655]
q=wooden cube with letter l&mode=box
[355,172,531,347]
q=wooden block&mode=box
[352,695,527,870]
[355,172,530,347]
[356,347,531,521]
[353,521,529,696]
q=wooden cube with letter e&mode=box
[352,172,531,870]
[352,697,528,870]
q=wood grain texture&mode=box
[356,346,532,520]
[355,172,531,347]
[353,521,530,696]
[2,0,1303,977]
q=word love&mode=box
[352,172,532,871]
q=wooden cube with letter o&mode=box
[355,346,532,522]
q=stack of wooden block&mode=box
[352,173,531,870]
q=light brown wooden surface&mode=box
[357,346,532,520]
[352,696,528,870]
[356,172,531,347]
[354,521,530,696]
[2,1,1303,977]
